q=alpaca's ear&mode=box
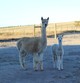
[62,34,64,37]
[41,17,43,20]
[57,34,59,37]
[56,35,58,38]
[47,17,49,20]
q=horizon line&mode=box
[0,20,80,28]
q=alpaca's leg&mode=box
[39,53,43,71]
[19,50,26,69]
[19,54,25,69]
[61,56,63,70]
[33,58,38,71]
[53,55,57,69]
[53,58,56,68]
[57,56,61,70]
[54,60,57,69]
[33,53,39,71]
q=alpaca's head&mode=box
[41,17,49,28]
[57,35,63,43]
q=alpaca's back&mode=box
[17,37,45,54]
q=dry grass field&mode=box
[0,21,80,40]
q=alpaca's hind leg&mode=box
[39,53,43,71]
[61,56,63,70]
[33,53,39,71]
[57,56,61,70]
[19,54,25,69]
[54,60,57,69]
[19,50,26,69]
[53,55,57,69]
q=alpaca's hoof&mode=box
[21,65,27,70]
[40,69,44,71]
[40,67,43,71]
[61,68,64,71]
[58,68,63,71]
[34,67,38,71]
[22,67,27,70]
[34,69,38,71]
[58,68,61,71]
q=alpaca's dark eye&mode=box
[42,21,44,23]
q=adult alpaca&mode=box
[17,17,49,71]
[52,35,64,70]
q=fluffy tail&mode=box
[17,40,22,51]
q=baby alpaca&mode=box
[17,17,49,71]
[52,35,64,70]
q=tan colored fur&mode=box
[17,37,46,54]
[52,35,64,70]
[17,17,49,71]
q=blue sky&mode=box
[0,0,80,27]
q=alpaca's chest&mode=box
[57,47,64,55]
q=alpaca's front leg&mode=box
[57,56,61,70]
[61,56,63,70]
[39,53,43,71]
[33,53,39,71]
[33,59,38,71]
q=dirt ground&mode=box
[0,34,80,83]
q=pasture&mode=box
[0,21,80,40]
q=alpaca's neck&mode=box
[58,41,62,49]
[41,26,47,45]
